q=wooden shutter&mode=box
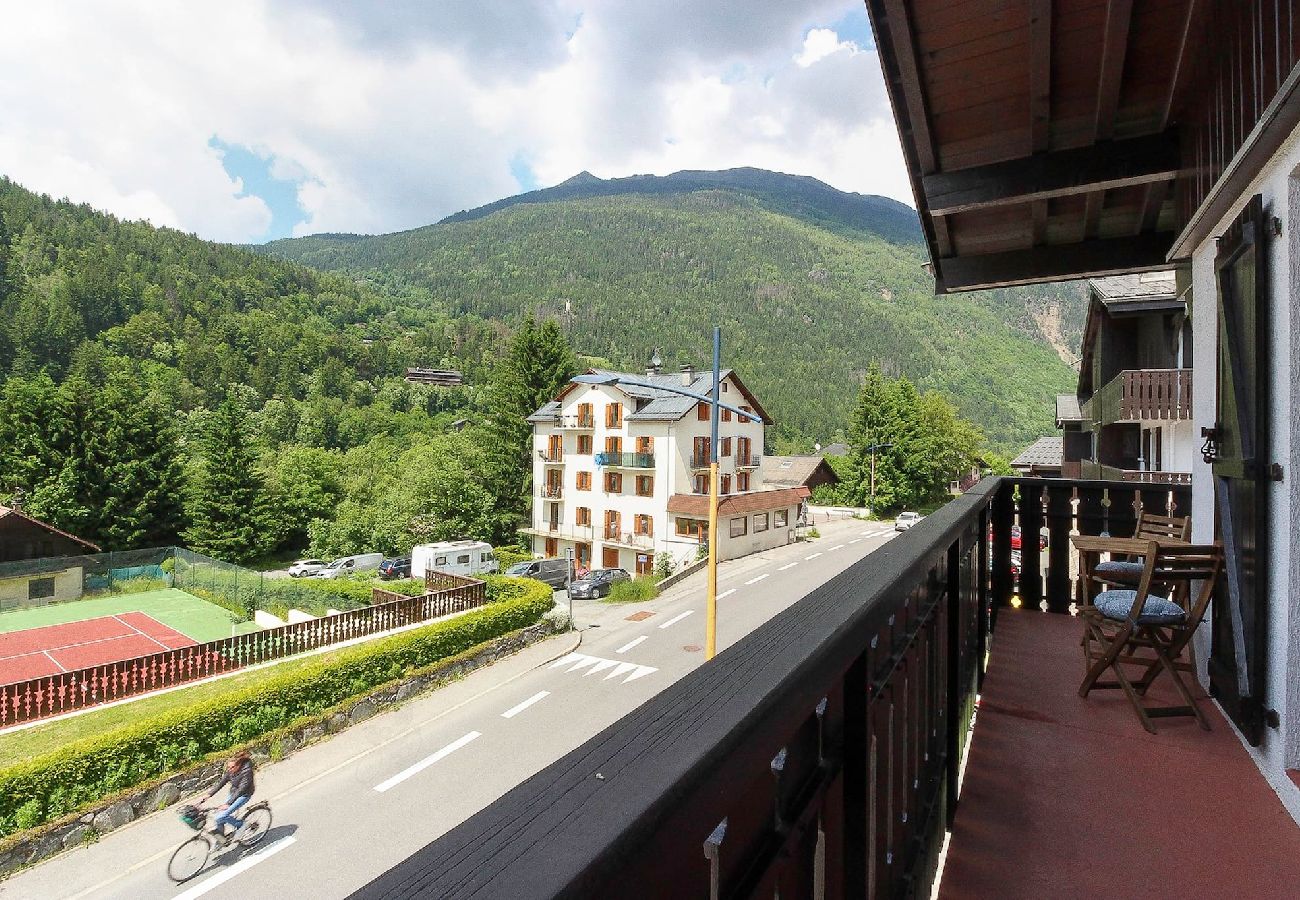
[1209,194,1272,746]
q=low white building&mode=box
[523,364,809,574]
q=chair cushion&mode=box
[1093,560,1144,583]
[1093,590,1186,626]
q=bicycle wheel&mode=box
[238,804,273,847]
[167,835,211,883]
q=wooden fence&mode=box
[0,574,487,729]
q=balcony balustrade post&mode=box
[842,651,868,897]
[976,504,990,688]
[944,537,961,830]
[990,481,1014,612]
[1044,483,1074,613]
[1018,482,1045,610]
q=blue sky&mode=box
[210,138,307,242]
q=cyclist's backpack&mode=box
[178,804,204,831]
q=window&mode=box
[675,518,707,539]
[720,474,732,494]
[697,402,709,421]
[730,516,747,538]
[604,471,623,493]
[576,471,592,491]
[577,434,593,454]
[738,471,750,491]
[722,407,732,422]
[692,436,711,465]
[435,556,448,565]
[721,437,732,457]
[577,543,591,567]
[481,552,492,563]
[636,475,654,496]
[457,554,471,564]
[28,577,55,601]
[753,513,769,533]
[740,405,753,423]
[546,434,563,459]
[577,402,594,426]
[576,506,591,526]
[606,403,623,427]
[604,510,621,538]
[635,435,652,454]
[545,537,559,557]
[605,436,622,453]
[634,514,653,536]
[693,474,709,494]
[775,509,788,528]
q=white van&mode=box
[314,552,385,579]
[411,541,498,579]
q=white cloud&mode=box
[0,1,913,243]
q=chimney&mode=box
[680,364,694,386]
[645,348,663,376]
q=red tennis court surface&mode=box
[0,613,197,685]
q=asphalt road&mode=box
[1,519,897,900]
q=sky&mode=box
[0,1,910,244]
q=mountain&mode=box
[262,169,1084,455]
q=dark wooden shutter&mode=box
[1208,194,1271,745]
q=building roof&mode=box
[1055,394,1082,424]
[1009,437,1063,470]
[0,505,101,552]
[667,486,810,518]
[820,442,849,457]
[759,456,838,489]
[1089,271,1179,304]
[534,367,773,426]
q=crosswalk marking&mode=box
[616,635,648,654]
[659,610,695,629]
[744,573,769,585]
[548,652,657,683]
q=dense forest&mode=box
[263,170,1086,455]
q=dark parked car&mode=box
[378,557,411,579]
[566,568,632,600]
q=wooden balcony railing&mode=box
[355,476,1192,898]
[1082,368,1192,425]
[1079,459,1191,485]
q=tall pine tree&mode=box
[486,318,577,539]
[185,397,268,563]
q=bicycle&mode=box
[167,800,274,883]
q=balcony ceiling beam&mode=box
[936,233,1173,293]
[921,131,1180,218]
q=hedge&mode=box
[606,575,661,604]
[0,576,554,839]
[495,547,532,570]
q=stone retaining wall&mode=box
[0,621,558,877]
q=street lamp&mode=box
[571,328,762,661]
[864,442,893,518]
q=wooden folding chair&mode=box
[1092,512,1192,588]
[1079,541,1222,734]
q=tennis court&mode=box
[0,612,197,685]
[0,588,258,644]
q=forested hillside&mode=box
[265,173,1084,454]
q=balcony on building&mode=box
[593,451,655,469]
[559,412,594,430]
[735,453,761,469]
[538,484,563,500]
[537,448,564,465]
[601,531,655,551]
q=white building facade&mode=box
[523,366,808,575]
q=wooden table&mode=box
[1070,535,1184,605]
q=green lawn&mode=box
[0,589,260,643]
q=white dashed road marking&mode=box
[658,610,695,629]
[171,837,297,900]
[829,544,845,551]
[374,732,481,793]
[744,573,769,585]
[616,636,648,654]
[500,691,550,719]
[777,562,798,571]
[805,552,823,560]
[717,588,736,599]
[848,538,862,545]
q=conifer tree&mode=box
[486,317,577,538]
[184,397,268,563]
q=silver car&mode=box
[288,559,327,578]
[894,512,922,531]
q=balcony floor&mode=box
[941,609,1300,899]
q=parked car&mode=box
[378,557,411,580]
[503,557,572,590]
[1010,550,1022,580]
[567,568,631,600]
[894,511,922,531]
[315,552,385,579]
[288,559,327,578]
[988,525,1049,551]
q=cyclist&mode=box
[201,751,255,844]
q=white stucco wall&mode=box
[1189,122,1300,823]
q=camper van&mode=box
[314,552,385,579]
[411,541,498,579]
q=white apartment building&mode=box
[523,365,810,575]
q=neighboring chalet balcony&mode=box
[539,484,563,500]
[537,449,564,464]
[594,451,655,469]
[1082,368,1192,426]
[736,453,761,468]
[1079,459,1191,485]
[603,531,655,551]
[362,476,1300,898]
[559,413,595,429]
[520,523,591,541]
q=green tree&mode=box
[184,397,269,563]
[485,318,577,536]
[264,445,345,552]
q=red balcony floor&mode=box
[941,609,1300,899]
